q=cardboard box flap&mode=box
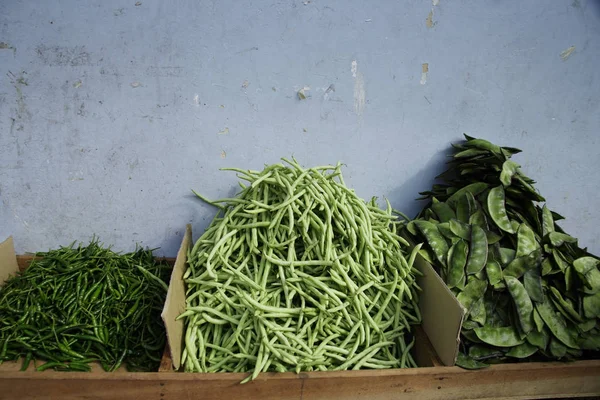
[0,237,20,286]
[414,254,466,366]
[161,224,192,370]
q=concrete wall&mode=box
[1,0,599,256]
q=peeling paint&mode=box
[560,46,575,61]
[426,10,434,28]
[130,81,142,88]
[351,61,365,116]
[420,63,429,85]
[218,127,229,135]
[297,86,310,100]
[220,150,227,159]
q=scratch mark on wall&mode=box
[420,63,429,85]
[351,61,365,116]
[236,46,259,55]
[323,84,335,100]
[12,210,30,229]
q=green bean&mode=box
[487,186,515,234]
[516,223,538,258]
[414,220,449,267]
[183,161,420,381]
[535,302,578,349]
[465,225,488,275]
[431,198,456,222]
[506,342,537,358]
[473,326,524,347]
[541,205,555,237]
[0,240,170,372]
[447,240,468,289]
[408,135,600,367]
[456,278,487,313]
[505,276,534,334]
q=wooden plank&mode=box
[0,360,598,400]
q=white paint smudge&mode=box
[560,46,575,61]
[420,63,429,85]
[193,94,199,106]
[351,61,365,116]
[433,0,439,5]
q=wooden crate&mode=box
[1,245,599,399]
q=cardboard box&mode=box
[160,224,466,370]
[1,233,600,399]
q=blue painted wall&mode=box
[1,0,599,256]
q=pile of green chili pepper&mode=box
[181,159,422,382]
[0,240,171,372]
[402,135,600,368]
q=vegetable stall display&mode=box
[402,135,600,368]
[0,241,171,372]
[180,159,422,382]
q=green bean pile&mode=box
[181,159,421,382]
[0,241,171,372]
[403,135,600,368]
